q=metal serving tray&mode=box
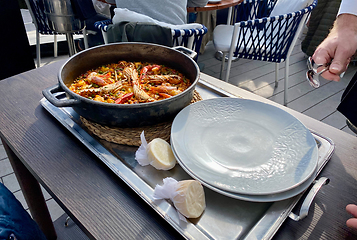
[40,80,335,240]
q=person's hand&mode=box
[346,204,357,229]
[312,14,357,82]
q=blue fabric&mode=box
[83,13,110,47]
[0,183,46,240]
[71,0,97,20]
[188,13,197,24]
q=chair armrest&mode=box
[94,19,113,32]
[235,0,317,28]
[95,20,208,61]
[172,25,208,61]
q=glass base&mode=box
[214,51,239,62]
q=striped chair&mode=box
[94,19,208,61]
[213,0,317,106]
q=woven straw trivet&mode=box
[81,90,203,146]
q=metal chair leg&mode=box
[36,30,40,68]
[220,52,226,80]
[275,63,279,88]
[225,51,235,82]
[66,33,76,57]
[54,34,58,58]
[102,30,109,45]
[83,28,89,49]
[284,59,289,106]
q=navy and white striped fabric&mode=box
[94,20,208,60]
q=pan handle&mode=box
[172,46,197,60]
[289,177,330,221]
[42,84,81,107]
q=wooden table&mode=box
[187,0,243,13]
[1,60,357,239]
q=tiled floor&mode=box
[0,141,65,221]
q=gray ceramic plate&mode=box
[171,142,318,202]
[171,98,318,196]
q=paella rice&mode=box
[68,61,191,104]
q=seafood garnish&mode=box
[78,81,123,96]
[87,72,114,86]
[124,66,154,102]
[150,85,182,96]
[142,75,183,84]
[140,65,161,80]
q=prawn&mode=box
[150,85,182,96]
[140,65,161,80]
[123,66,154,102]
[87,72,114,86]
[78,81,123,97]
[142,75,183,84]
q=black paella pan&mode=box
[42,42,200,127]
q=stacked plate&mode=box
[170,98,318,202]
